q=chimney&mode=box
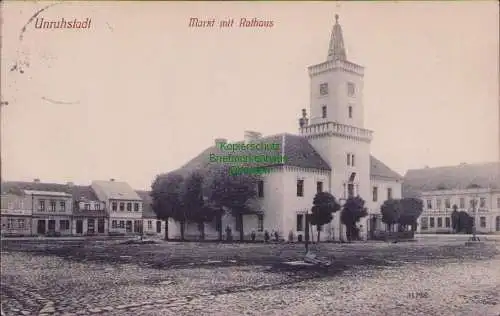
[110,178,115,182]
[33,178,40,183]
[215,138,228,146]
[244,131,262,144]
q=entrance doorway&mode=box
[48,220,56,232]
[98,219,105,234]
[156,220,162,234]
[37,220,46,235]
[76,220,83,234]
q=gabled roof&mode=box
[402,162,500,198]
[181,133,331,173]
[135,190,157,219]
[2,181,99,201]
[91,180,141,201]
[370,156,403,181]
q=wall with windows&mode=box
[108,199,143,219]
[0,193,33,235]
[417,188,500,234]
[281,167,331,241]
[142,218,166,237]
[72,217,107,235]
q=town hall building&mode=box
[167,14,402,241]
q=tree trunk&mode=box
[217,214,223,241]
[238,214,244,241]
[180,220,185,241]
[164,218,169,241]
[198,222,205,240]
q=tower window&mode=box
[348,105,353,118]
[319,83,328,96]
[322,106,327,118]
[346,153,351,166]
[347,82,355,97]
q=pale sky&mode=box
[1,1,499,190]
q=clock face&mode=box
[319,83,328,96]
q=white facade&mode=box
[167,14,402,241]
[417,188,500,234]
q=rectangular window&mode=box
[296,214,304,231]
[352,154,355,167]
[347,82,356,97]
[429,217,435,228]
[346,153,351,166]
[319,83,328,96]
[7,218,15,229]
[427,199,432,209]
[17,219,25,229]
[126,220,132,232]
[94,203,100,210]
[88,219,95,233]
[19,200,24,210]
[119,220,125,228]
[134,203,140,212]
[257,180,264,198]
[480,216,486,228]
[257,214,264,232]
[459,198,465,209]
[7,202,13,209]
[497,197,500,208]
[436,199,441,209]
[50,200,56,212]
[59,220,70,230]
[437,217,443,228]
[372,186,378,202]
[112,202,117,211]
[316,181,323,194]
[387,188,393,200]
[445,199,451,209]
[119,202,125,211]
[112,220,117,228]
[39,200,45,212]
[348,105,353,118]
[322,106,327,118]
[60,201,66,212]
[84,203,90,210]
[469,199,475,208]
[479,197,486,208]
[445,217,451,228]
[420,217,428,230]
[127,203,132,212]
[148,220,152,230]
[296,180,304,197]
[348,183,354,198]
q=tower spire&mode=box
[327,14,346,61]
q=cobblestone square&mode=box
[2,237,500,316]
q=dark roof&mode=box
[370,156,403,180]
[136,190,157,219]
[402,162,500,198]
[180,133,331,173]
[178,134,401,181]
[1,181,98,201]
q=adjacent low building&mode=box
[27,189,73,236]
[136,190,166,238]
[403,162,500,234]
[71,184,108,235]
[0,188,33,236]
[91,179,144,235]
